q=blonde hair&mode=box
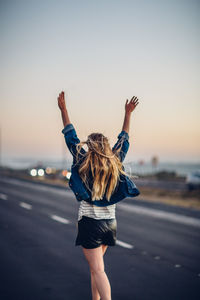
[74,132,128,202]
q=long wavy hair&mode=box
[74,132,128,202]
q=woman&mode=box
[58,91,139,300]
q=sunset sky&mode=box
[0,0,199,164]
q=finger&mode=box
[133,98,139,104]
[131,96,137,103]
[130,96,135,101]
[131,100,136,105]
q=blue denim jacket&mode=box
[61,123,140,206]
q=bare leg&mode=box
[90,245,108,300]
[82,245,111,300]
[91,271,100,300]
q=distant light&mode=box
[62,170,71,179]
[66,172,71,179]
[45,167,52,174]
[38,169,44,176]
[62,170,68,177]
[30,169,37,176]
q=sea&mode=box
[1,156,200,177]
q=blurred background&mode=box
[1,1,200,299]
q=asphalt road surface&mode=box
[0,176,200,300]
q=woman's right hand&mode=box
[125,96,139,114]
[57,91,66,111]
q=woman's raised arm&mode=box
[57,91,71,127]
[122,96,139,134]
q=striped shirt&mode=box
[78,200,116,221]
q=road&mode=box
[0,176,200,300]
[133,177,187,191]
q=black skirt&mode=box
[75,216,117,249]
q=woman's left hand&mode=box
[57,91,66,111]
[125,96,139,114]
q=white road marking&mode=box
[116,239,134,249]
[19,202,32,210]
[174,264,181,268]
[50,215,70,224]
[154,256,160,260]
[0,193,7,200]
[0,177,69,196]
[118,203,200,228]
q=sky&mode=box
[0,0,199,165]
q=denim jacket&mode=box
[61,123,140,206]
